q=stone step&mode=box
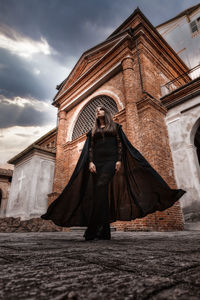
[0,217,68,232]
[184,222,200,231]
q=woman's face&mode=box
[96,106,105,118]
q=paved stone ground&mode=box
[0,230,200,300]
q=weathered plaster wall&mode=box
[0,179,11,217]
[165,96,200,221]
[6,153,55,220]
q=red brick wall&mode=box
[51,76,184,231]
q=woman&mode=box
[41,106,186,240]
[83,106,123,240]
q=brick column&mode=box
[121,55,142,151]
[52,110,67,194]
[137,96,184,231]
[113,54,143,231]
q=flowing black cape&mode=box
[41,123,186,227]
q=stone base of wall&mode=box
[0,217,70,233]
[111,213,184,232]
[112,222,184,231]
[0,212,185,233]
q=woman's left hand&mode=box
[115,161,121,173]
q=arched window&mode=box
[72,95,118,140]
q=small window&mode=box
[190,20,198,33]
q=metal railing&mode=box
[161,64,200,96]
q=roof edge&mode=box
[7,144,56,165]
[7,127,57,165]
[156,3,200,28]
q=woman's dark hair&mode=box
[91,105,117,136]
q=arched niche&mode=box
[190,117,200,167]
[194,124,200,166]
[72,95,118,141]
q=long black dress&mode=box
[83,127,122,240]
[41,122,186,237]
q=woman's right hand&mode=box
[89,162,96,173]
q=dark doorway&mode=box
[0,189,2,208]
[194,125,200,166]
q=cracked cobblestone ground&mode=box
[0,230,200,300]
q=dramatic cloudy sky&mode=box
[0,0,199,165]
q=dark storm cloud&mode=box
[0,0,115,60]
[0,49,48,100]
[0,0,199,117]
[1,0,199,61]
[0,97,56,129]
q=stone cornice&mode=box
[132,23,189,77]
[60,62,122,112]
[53,34,132,105]
[0,168,13,177]
[54,27,134,95]
[160,77,200,109]
[137,95,167,115]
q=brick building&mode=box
[47,7,192,231]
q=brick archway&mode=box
[71,95,118,141]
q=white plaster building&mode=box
[6,129,57,220]
[157,4,200,74]
[156,4,200,229]
[161,78,200,228]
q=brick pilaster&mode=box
[53,110,67,193]
[121,55,142,151]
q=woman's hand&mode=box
[115,161,121,173]
[89,162,96,173]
